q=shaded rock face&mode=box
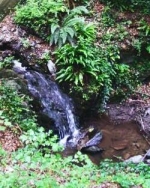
[107,101,150,135]
[0,15,52,69]
[0,69,28,94]
[0,0,19,10]
[0,0,19,20]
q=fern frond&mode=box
[66,27,76,38]
[60,28,68,44]
[51,23,59,34]
[66,17,84,27]
[70,6,89,15]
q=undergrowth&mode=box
[0,81,150,187]
[14,0,144,112]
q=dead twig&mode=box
[113,155,124,161]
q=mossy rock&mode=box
[0,69,28,94]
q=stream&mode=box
[12,60,150,163]
[13,61,80,146]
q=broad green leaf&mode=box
[60,28,67,44]
[146,45,150,53]
[66,27,75,38]
[71,6,89,15]
[75,75,79,85]
[66,17,84,27]
[54,29,60,45]
[51,23,59,34]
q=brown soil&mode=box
[0,129,22,152]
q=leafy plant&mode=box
[100,5,116,27]
[50,6,89,47]
[0,82,37,131]
[138,19,150,36]
[20,38,30,48]
[0,80,149,188]
[15,0,68,40]
[55,36,99,85]
[0,56,14,70]
[50,16,84,47]
[55,34,136,111]
[100,0,150,13]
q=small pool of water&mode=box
[84,114,150,164]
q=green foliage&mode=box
[55,36,99,86]
[0,82,37,131]
[100,6,116,27]
[15,0,90,47]
[15,0,68,40]
[0,145,150,188]
[20,38,30,48]
[0,56,14,70]
[99,159,150,188]
[50,6,90,47]
[100,0,150,14]
[50,15,83,47]
[139,19,150,36]
[0,80,149,188]
[55,35,136,111]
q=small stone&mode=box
[2,26,7,31]
[123,153,131,160]
[146,159,150,164]
[125,155,143,164]
[146,149,150,158]
[11,28,15,32]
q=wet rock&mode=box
[146,149,150,158]
[77,128,103,153]
[146,159,150,164]
[82,145,103,153]
[0,69,28,94]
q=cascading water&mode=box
[13,61,102,151]
[13,61,79,145]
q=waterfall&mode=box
[13,61,79,145]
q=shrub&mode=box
[15,0,90,47]
[15,0,68,40]
[49,6,89,47]
[0,81,37,131]
[55,35,136,111]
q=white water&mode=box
[13,61,80,146]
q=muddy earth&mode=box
[84,114,150,164]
